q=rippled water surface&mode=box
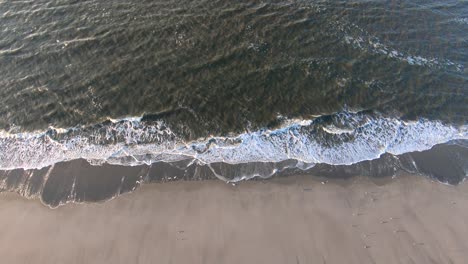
[0,0,467,178]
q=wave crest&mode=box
[0,112,466,170]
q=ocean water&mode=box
[0,0,467,205]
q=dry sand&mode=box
[0,174,467,264]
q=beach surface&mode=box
[0,174,467,264]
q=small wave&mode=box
[60,37,98,47]
[0,45,23,55]
[335,20,464,72]
[0,111,466,171]
[452,18,468,25]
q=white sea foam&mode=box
[0,112,466,171]
[452,18,468,25]
[336,20,464,72]
[0,45,23,55]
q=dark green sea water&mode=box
[1,0,467,133]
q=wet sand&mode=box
[0,174,467,264]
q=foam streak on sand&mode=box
[0,112,466,171]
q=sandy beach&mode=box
[1,0,467,263]
[0,174,467,264]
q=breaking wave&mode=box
[0,111,466,171]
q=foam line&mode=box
[0,112,466,170]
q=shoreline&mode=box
[0,142,466,208]
[1,174,467,263]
